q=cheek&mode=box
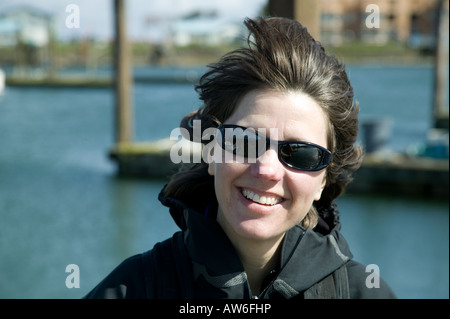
[212,162,246,201]
[287,173,326,204]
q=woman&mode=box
[85,17,396,299]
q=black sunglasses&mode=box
[216,124,332,171]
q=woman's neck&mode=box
[231,234,285,296]
[216,210,286,296]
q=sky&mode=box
[0,0,268,41]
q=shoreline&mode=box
[2,58,436,89]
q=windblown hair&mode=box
[164,17,363,229]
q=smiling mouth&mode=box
[241,188,283,206]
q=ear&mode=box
[314,174,327,201]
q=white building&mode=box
[170,16,243,47]
[0,5,54,48]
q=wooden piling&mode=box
[433,0,449,129]
[114,0,134,144]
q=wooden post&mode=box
[433,0,449,129]
[294,0,320,41]
[114,0,134,144]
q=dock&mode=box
[5,75,113,88]
[4,71,200,88]
[109,139,449,199]
[347,151,448,198]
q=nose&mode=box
[250,147,284,181]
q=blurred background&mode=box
[0,0,448,299]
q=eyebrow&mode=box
[223,125,312,144]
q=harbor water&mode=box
[0,64,448,299]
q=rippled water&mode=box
[0,65,448,299]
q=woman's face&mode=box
[208,89,329,243]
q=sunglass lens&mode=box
[279,144,322,170]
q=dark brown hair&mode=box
[164,17,363,228]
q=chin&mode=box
[232,219,286,242]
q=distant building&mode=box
[320,0,439,47]
[0,5,54,47]
[0,5,54,67]
[268,0,440,48]
[169,13,243,47]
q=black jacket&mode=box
[84,188,396,299]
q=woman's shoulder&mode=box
[83,253,147,299]
[346,260,397,299]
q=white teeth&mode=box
[241,189,281,206]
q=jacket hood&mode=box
[158,186,354,298]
